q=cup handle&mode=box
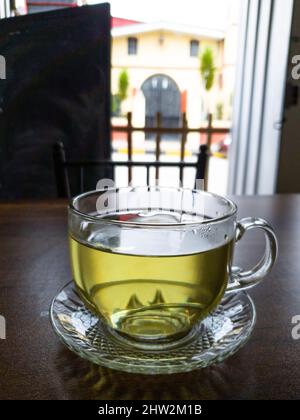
[227,217,278,292]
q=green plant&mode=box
[216,102,224,120]
[118,68,130,102]
[111,94,121,116]
[200,48,216,91]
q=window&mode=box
[190,40,199,57]
[128,37,138,55]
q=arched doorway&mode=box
[141,74,181,140]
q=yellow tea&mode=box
[70,235,233,340]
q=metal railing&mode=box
[53,112,230,198]
[53,142,208,198]
[111,112,230,190]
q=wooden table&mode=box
[0,196,299,400]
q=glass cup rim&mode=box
[69,186,237,228]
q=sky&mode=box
[87,0,235,30]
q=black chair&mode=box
[53,141,209,198]
[0,4,111,199]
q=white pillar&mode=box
[228,0,294,194]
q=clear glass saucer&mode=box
[50,282,256,375]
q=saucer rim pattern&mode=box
[50,282,256,374]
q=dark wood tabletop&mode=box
[0,195,300,400]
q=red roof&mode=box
[112,17,142,28]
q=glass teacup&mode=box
[68,187,277,348]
